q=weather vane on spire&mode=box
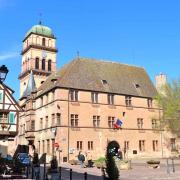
[39,13,42,25]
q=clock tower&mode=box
[19,23,58,98]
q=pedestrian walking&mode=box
[32,152,40,180]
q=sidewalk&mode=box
[60,163,103,176]
[60,161,180,180]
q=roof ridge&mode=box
[79,57,145,69]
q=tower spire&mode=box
[39,13,42,25]
[21,70,36,99]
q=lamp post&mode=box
[0,65,10,133]
[0,65,9,83]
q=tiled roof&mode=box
[37,58,157,98]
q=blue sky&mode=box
[0,0,180,100]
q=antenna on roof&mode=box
[77,50,80,59]
[39,13,42,25]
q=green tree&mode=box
[106,143,119,180]
[156,79,180,135]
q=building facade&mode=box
[0,82,21,156]
[17,24,179,163]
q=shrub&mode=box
[94,157,106,168]
[106,143,119,180]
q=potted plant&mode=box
[115,159,131,170]
[146,159,160,169]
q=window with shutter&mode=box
[9,112,15,124]
[0,91,3,103]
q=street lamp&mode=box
[0,65,10,135]
[0,65,9,83]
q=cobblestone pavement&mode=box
[60,160,180,180]
[27,159,180,180]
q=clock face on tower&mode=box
[42,50,47,58]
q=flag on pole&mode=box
[114,119,123,129]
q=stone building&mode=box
[17,23,179,163]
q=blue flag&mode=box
[114,119,123,129]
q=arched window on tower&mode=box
[35,57,39,69]
[36,36,40,45]
[48,39,51,47]
[42,59,45,70]
[42,38,46,46]
[48,60,51,71]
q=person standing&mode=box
[32,152,40,180]
[78,151,85,168]
[86,151,93,167]
[117,148,123,160]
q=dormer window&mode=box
[101,80,107,85]
[135,83,140,88]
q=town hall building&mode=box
[17,23,179,163]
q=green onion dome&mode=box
[25,24,55,39]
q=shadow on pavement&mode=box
[28,166,104,180]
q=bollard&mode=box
[59,166,61,180]
[31,165,34,179]
[102,167,106,180]
[44,163,46,180]
[172,158,175,173]
[70,168,72,180]
[84,172,87,180]
[26,166,28,178]
[129,159,132,169]
[167,158,170,174]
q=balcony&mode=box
[25,131,35,140]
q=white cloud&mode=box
[0,52,19,61]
